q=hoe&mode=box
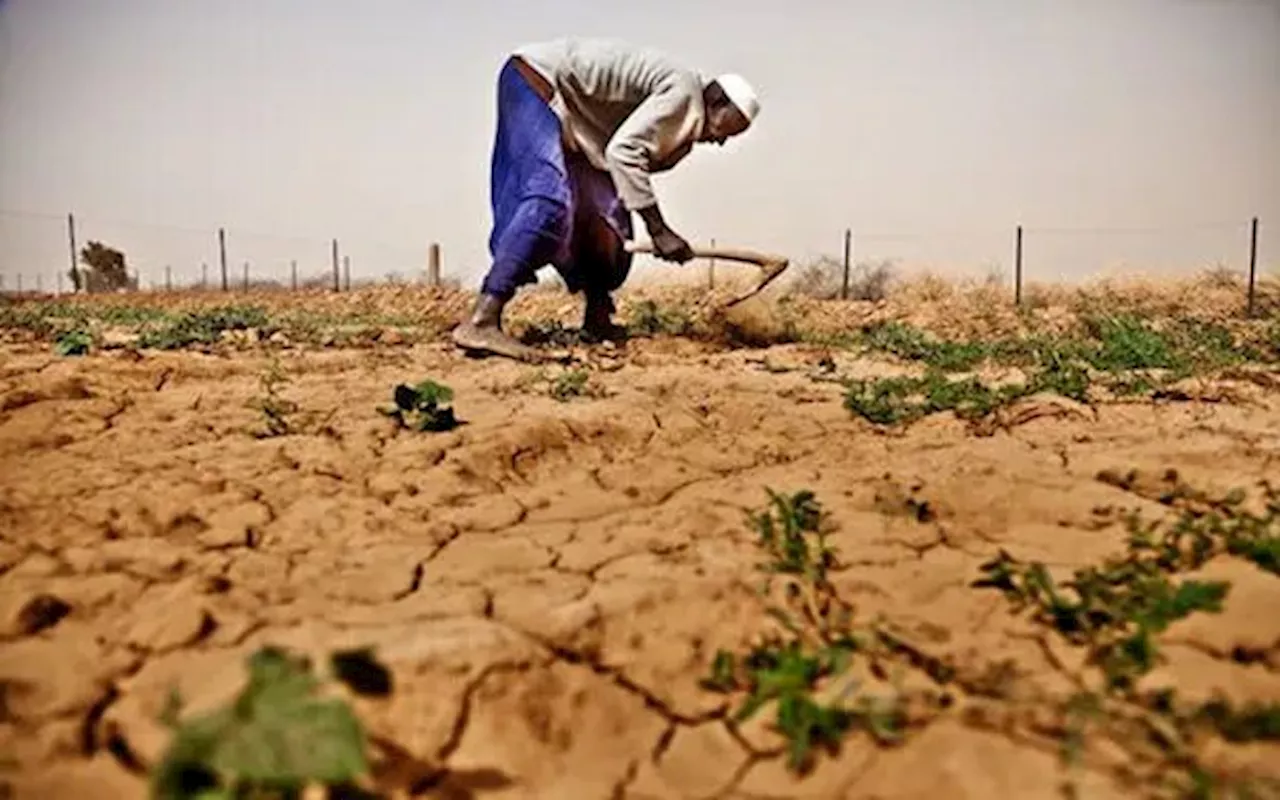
[624,239,790,308]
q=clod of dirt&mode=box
[0,636,127,721]
[15,593,73,636]
[708,296,790,348]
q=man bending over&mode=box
[452,37,761,360]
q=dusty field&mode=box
[1,273,1279,799]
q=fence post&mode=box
[165,265,172,292]
[331,239,340,291]
[427,243,440,286]
[1247,216,1259,318]
[1014,224,1024,306]
[67,213,80,293]
[242,261,250,292]
[291,259,298,291]
[218,228,229,291]
[202,262,208,289]
[841,228,852,300]
[343,255,351,291]
[708,238,716,290]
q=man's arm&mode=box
[603,76,701,262]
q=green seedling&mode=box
[549,368,592,402]
[974,547,1230,692]
[700,489,920,777]
[626,299,694,337]
[150,645,390,800]
[54,328,93,356]
[751,488,835,586]
[248,358,298,438]
[381,379,457,432]
[973,481,1279,796]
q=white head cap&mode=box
[715,73,760,124]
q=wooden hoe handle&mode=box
[624,240,789,269]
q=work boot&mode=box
[451,293,543,362]
[582,292,628,343]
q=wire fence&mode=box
[0,208,1270,315]
[0,209,447,297]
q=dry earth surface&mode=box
[1,272,1279,799]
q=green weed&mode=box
[150,645,389,799]
[1082,314,1182,372]
[549,368,593,402]
[973,481,1280,796]
[626,299,694,337]
[54,328,94,356]
[859,322,991,372]
[843,370,1039,426]
[139,306,272,350]
[699,489,926,776]
[248,358,299,438]
[381,379,458,432]
[839,317,1275,392]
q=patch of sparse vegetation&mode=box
[501,366,609,402]
[836,312,1280,426]
[843,371,1025,425]
[973,480,1280,797]
[700,490,948,776]
[843,362,1091,426]
[138,305,273,350]
[844,313,1275,380]
[247,357,299,438]
[625,299,694,337]
[54,328,94,356]
[859,322,992,372]
[150,644,389,800]
[549,368,592,402]
[381,379,458,432]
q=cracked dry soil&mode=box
[1,332,1278,799]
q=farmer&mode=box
[451,37,761,360]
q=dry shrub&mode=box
[1200,262,1244,290]
[787,257,896,301]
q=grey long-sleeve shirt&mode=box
[513,37,708,212]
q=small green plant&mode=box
[975,547,1229,692]
[54,328,94,356]
[248,358,298,438]
[381,379,458,432]
[626,299,693,337]
[549,368,592,402]
[150,645,390,799]
[972,481,1280,795]
[699,490,925,776]
[859,322,991,372]
[843,371,1032,426]
[139,305,272,350]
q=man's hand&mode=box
[638,205,695,264]
[652,228,694,263]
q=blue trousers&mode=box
[482,58,634,302]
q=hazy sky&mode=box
[1,0,1276,292]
